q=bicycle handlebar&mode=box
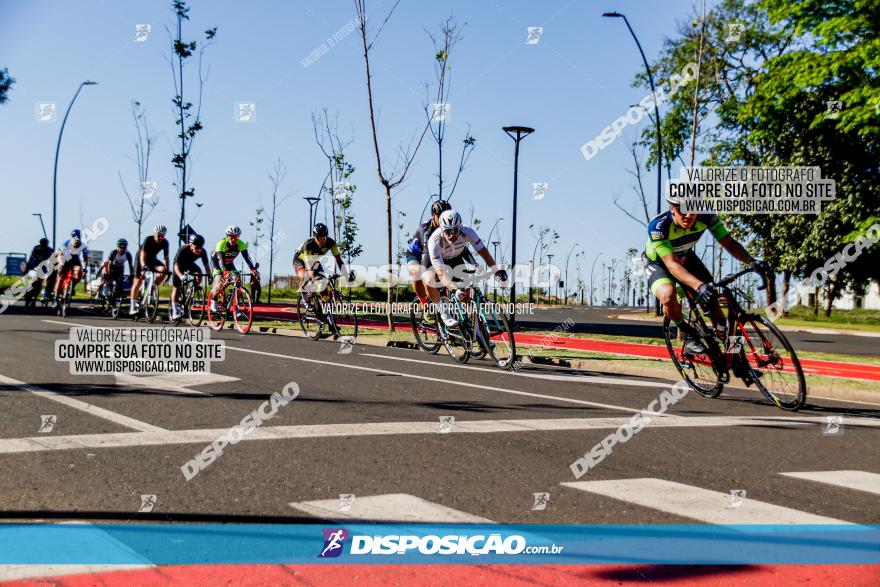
[715,266,768,291]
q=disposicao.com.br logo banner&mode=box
[317,527,563,559]
[1,524,878,565]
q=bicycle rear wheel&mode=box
[737,314,807,411]
[663,316,723,398]
[145,283,160,323]
[479,306,516,369]
[410,297,441,354]
[297,294,323,340]
[187,284,205,326]
[206,290,226,331]
[233,287,253,334]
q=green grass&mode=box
[775,306,880,332]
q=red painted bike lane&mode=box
[3,564,877,586]
[250,303,880,382]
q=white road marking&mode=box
[112,372,238,397]
[780,471,880,496]
[0,374,167,433]
[1,414,875,454]
[290,493,493,523]
[359,352,673,388]
[561,478,851,524]
[226,345,659,416]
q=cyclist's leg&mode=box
[130,257,144,309]
[154,262,168,286]
[170,269,185,318]
[647,257,705,353]
[682,253,725,326]
[406,252,429,304]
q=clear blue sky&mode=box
[1,0,702,286]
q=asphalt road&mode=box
[0,307,878,528]
[519,306,880,358]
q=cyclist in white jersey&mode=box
[425,209,506,326]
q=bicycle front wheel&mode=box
[479,307,516,369]
[297,294,323,340]
[329,293,358,338]
[206,290,226,331]
[145,283,160,323]
[737,314,807,411]
[410,297,441,354]
[663,316,723,398]
[187,284,205,326]
[232,287,253,334]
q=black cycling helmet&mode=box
[117,238,128,247]
[313,223,329,238]
[189,234,205,248]
[39,238,49,247]
[431,199,451,216]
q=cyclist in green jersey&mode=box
[210,225,258,311]
[644,193,770,353]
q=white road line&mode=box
[779,471,880,496]
[112,372,238,397]
[0,374,167,433]
[359,352,673,388]
[290,493,493,523]
[561,478,851,524]
[225,345,656,415]
[2,415,872,454]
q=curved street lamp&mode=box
[52,80,97,249]
[602,11,662,216]
[564,243,580,305]
[502,125,535,321]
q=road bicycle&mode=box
[131,269,162,323]
[663,266,807,411]
[297,271,358,340]
[173,272,206,327]
[207,270,253,334]
[55,268,77,318]
[429,270,516,369]
[97,274,126,319]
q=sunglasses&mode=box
[443,227,460,235]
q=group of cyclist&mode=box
[22,191,771,345]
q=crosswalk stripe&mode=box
[289,493,493,523]
[561,478,851,524]
[780,471,880,496]
[0,373,167,434]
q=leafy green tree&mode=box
[0,68,15,104]
[167,0,217,244]
[636,0,880,315]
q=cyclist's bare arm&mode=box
[660,252,704,290]
[475,246,495,269]
[718,234,754,264]
[333,254,346,275]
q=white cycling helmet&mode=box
[153,224,167,236]
[226,225,242,236]
[439,210,462,232]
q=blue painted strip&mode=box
[0,524,877,565]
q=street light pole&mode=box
[602,12,662,216]
[33,213,47,240]
[52,80,97,249]
[564,243,580,306]
[546,254,555,304]
[304,196,320,233]
[491,240,501,303]
[503,125,535,324]
[590,252,603,306]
